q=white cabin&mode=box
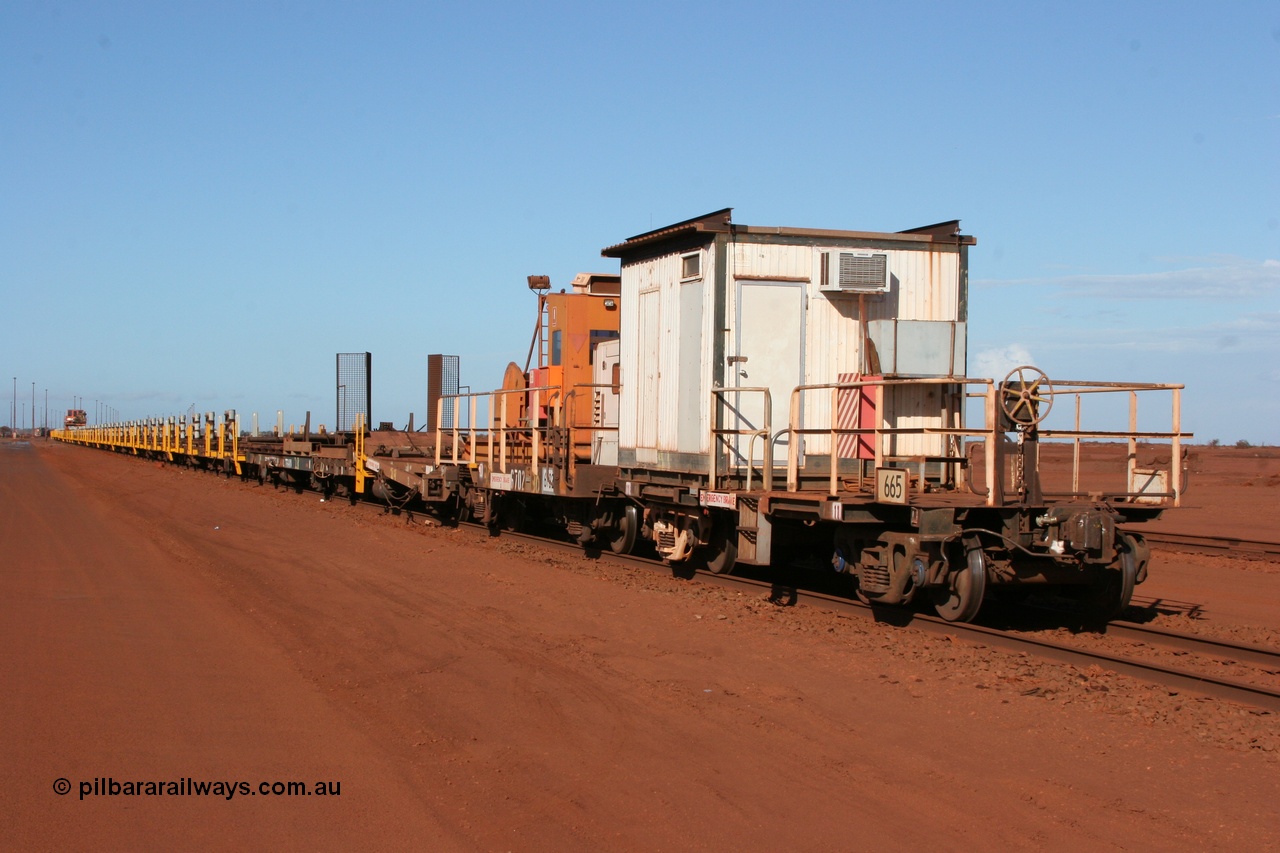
[601,209,975,484]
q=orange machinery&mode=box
[496,273,621,460]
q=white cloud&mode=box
[971,344,1037,379]
[974,256,1280,300]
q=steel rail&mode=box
[1107,620,1280,668]
[78,451,1280,713]
[1137,531,1280,558]
[467,526,1280,713]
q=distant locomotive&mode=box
[55,209,1189,623]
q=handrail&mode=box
[432,382,619,486]
[563,382,622,484]
[778,375,1188,507]
[709,386,773,491]
[781,376,997,500]
[353,413,367,494]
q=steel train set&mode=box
[55,210,1190,623]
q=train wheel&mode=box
[500,497,528,533]
[609,505,639,555]
[932,547,987,622]
[461,487,487,524]
[1084,533,1139,622]
[705,525,737,575]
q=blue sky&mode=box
[3,1,1277,443]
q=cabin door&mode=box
[731,281,805,475]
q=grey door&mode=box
[732,281,804,470]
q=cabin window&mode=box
[589,329,620,364]
[681,252,701,279]
[551,330,562,366]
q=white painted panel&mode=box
[882,384,948,457]
[618,258,643,451]
[798,244,964,455]
[696,248,716,454]
[620,245,716,461]
[862,246,960,324]
[677,280,704,453]
[621,235,966,473]
[733,281,804,468]
[657,270,680,450]
[732,242,812,280]
[637,289,660,449]
[591,338,620,465]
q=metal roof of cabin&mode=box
[600,208,975,258]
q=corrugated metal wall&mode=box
[621,236,964,467]
[620,247,717,458]
[730,242,811,279]
[725,242,962,459]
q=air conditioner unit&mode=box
[819,252,890,294]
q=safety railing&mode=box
[1032,380,1186,506]
[775,375,1188,507]
[55,411,247,474]
[561,383,622,479]
[780,377,998,501]
[709,386,774,491]
[433,383,620,486]
[436,385,546,469]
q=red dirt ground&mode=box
[2,439,1277,851]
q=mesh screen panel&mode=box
[336,352,372,432]
[426,354,460,430]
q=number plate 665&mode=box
[876,468,907,504]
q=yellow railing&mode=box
[55,411,247,473]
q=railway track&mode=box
[463,524,1280,714]
[1137,531,1280,559]
[142,462,1280,713]
[1107,620,1280,668]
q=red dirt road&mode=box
[3,440,1277,851]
